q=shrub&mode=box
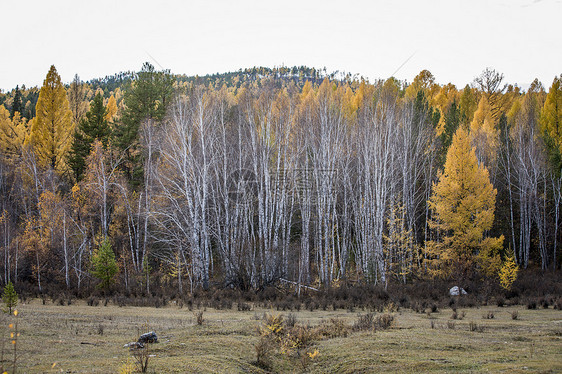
[254,337,273,368]
[469,321,483,332]
[318,318,349,338]
[118,359,135,374]
[195,311,205,326]
[353,313,375,331]
[281,325,316,354]
[384,302,399,313]
[237,302,252,311]
[285,313,297,328]
[300,349,319,370]
[375,313,394,330]
[131,344,150,373]
[259,313,284,340]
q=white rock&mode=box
[449,286,467,296]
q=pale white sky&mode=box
[1,0,561,91]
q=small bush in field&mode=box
[300,349,319,370]
[451,310,465,320]
[375,313,394,330]
[254,337,273,368]
[317,318,350,338]
[237,302,252,311]
[259,313,284,340]
[118,359,135,374]
[469,321,483,332]
[281,325,316,355]
[195,310,205,325]
[353,313,375,331]
[285,313,297,328]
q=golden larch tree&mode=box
[0,105,28,159]
[67,74,89,125]
[104,94,118,122]
[28,65,75,173]
[426,127,503,282]
[540,75,562,155]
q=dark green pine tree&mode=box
[438,100,461,165]
[2,281,18,314]
[68,93,111,181]
[413,90,440,132]
[91,237,118,292]
[113,62,174,189]
[10,85,23,118]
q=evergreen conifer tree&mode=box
[68,93,110,181]
[10,85,23,118]
[91,237,118,291]
[2,281,18,314]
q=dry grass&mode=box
[5,299,562,373]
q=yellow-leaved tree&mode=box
[426,127,503,283]
[28,65,75,173]
[499,255,518,291]
[540,75,562,155]
[104,94,118,122]
[0,105,28,159]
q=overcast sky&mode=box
[1,0,561,91]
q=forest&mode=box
[0,63,560,297]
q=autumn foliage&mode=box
[426,128,503,282]
[0,65,559,295]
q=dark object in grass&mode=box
[138,331,158,344]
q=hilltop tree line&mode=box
[0,63,560,294]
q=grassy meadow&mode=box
[0,298,560,373]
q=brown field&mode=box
[1,299,561,373]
